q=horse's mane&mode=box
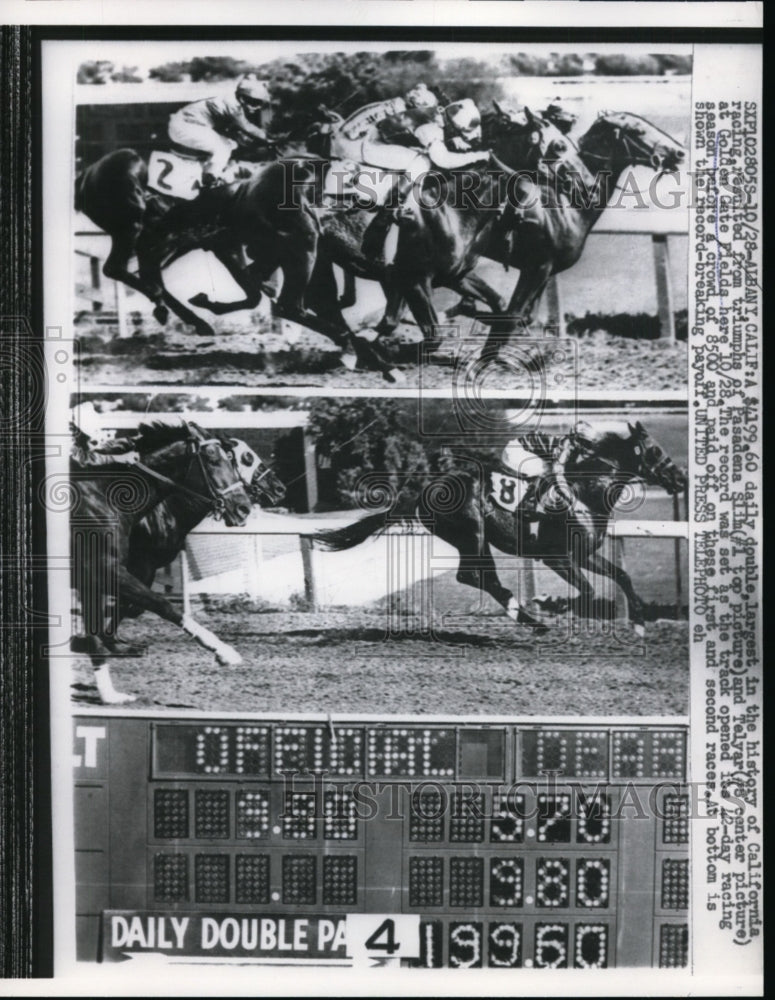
[589,110,683,147]
[134,418,197,454]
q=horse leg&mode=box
[134,239,217,336]
[116,566,244,667]
[540,554,597,621]
[188,244,265,315]
[455,271,507,317]
[481,262,553,356]
[433,514,519,620]
[274,209,320,319]
[375,275,406,336]
[398,275,443,349]
[75,560,139,704]
[102,223,170,323]
[576,547,648,637]
[338,269,357,310]
[305,259,403,382]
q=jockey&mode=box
[331,83,440,163]
[357,95,491,258]
[500,420,602,524]
[167,74,275,186]
[70,402,139,467]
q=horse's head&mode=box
[580,112,685,174]
[304,108,344,160]
[484,101,554,171]
[184,423,253,526]
[226,437,287,507]
[137,420,252,526]
[626,421,687,495]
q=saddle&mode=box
[322,158,406,211]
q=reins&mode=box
[135,436,245,519]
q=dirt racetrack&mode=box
[75,316,687,393]
[71,607,688,716]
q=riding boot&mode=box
[362,173,412,261]
[519,480,541,544]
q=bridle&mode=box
[135,435,245,520]
[631,434,681,487]
[580,113,680,171]
[249,460,277,496]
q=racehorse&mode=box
[477,111,686,353]
[378,110,686,357]
[121,438,286,626]
[75,148,401,375]
[314,421,687,637]
[75,150,323,335]
[267,108,684,362]
[71,420,252,704]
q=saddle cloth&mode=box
[489,470,530,514]
[322,153,430,208]
[147,148,203,201]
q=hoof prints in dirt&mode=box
[70,612,688,716]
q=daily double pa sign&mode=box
[103,911,421,965]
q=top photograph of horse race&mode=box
[68,40,692,392]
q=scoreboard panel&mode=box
[73,717,690,968]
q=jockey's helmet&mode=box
[444,99,482,144]
[236,75,271,112]
[570,420,605,451]
[405,83,439,110]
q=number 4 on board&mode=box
[348,914,420,966]
[365,918,400,954]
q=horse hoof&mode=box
[101,690,138,705]
[153,304,169,325]
[425,346,456,366]
[217,648,243,667]
[633,623,646,638]
[383,367,405,385]
[341,351,358,371]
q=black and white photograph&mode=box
[66,394,689,716]
[0,5,762,994]
[69,39,691,391]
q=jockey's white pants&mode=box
[167,117,237,176]
[330,131,431,182]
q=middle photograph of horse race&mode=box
[70,39,692,392]
[68,393,689,715]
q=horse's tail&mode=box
[314,506,418,551]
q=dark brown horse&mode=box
[481,112,685,353]
[315,421,687,637]
[71,420,253,704]
[75,151,323,336]
[375,111,686,356]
